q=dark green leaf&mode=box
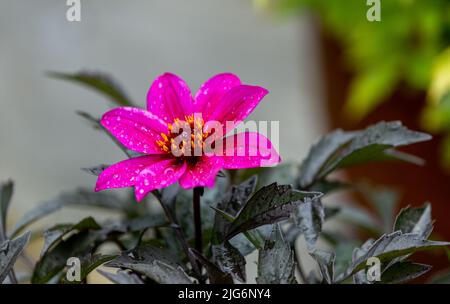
[0,231,31,283]
[330,121,430,171]
[211,176,258,244]
[81,164,109,176]
[352,239,375,284]
[63,254,117,284]
[293,198,324,250]
[40,217,102,257]
[394,203,433,238]
[106,245,192,284]
[97,269,144,284]
[0,181,13,239]
[48,71,133,106]
[211,241,246,282]
[337,231,450,283]
[299,129,356,188]
[299,122,431,187]
[189,248,233,284]
[310,249,335,284]
[380,261,431,284]
[333,240,360,278]
[32,217,105,284]
[228,225,272,256]
[256,224,296,284]
[224,183,322,241]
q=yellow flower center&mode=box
[156,114,209,157]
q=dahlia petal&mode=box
[221,132,281,169]
[208,85,268,132]
[193,73,241,120]
[95,155,167,192]
[147,73,194,123]
[101,107,168,154]
[179,156,224,189]
[134,159,186,201]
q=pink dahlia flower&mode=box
[95,73,281,201]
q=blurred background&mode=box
[1,0,449,282]
[0,0,324,214]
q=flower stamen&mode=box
[157,114,209,157]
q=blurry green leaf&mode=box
[293,198,324,250]
[310,249,335,284]
[324,206,341,220]
[256,224,296,284]
[336,205,381,235]
[422,95,450,133]
[48,71,133,106]
[440,133,450,169]
[345,64,399,120]
[106,245,192,284]
[427,269,450,284]
[76,111,134,158]
[97,269,144,284]
[308,179,348,194]
[224,183,322,241]
[123,214,168,232]
[0,231,31,283]
[10,189,132,238]
[358,184,400,233]
[0,180,13,239]
[428,48,450,105]
[211,241,246,282]
[380,261,431,284]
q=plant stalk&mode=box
[193,187,203,254]
[193,187,205,283]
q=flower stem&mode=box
[193,187,203,254]
[192,187,206,283]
